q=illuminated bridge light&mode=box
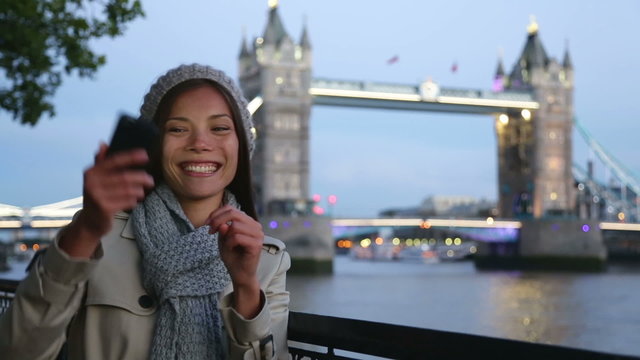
[309,88,421,102]
[0,220,23,229]
[337,240,353,249]
[331,218,521,229]
[438,96,539,110]
[30,220,71,228]
[599,222,640,231]
[331,218,423,227]
[247,96,264,115]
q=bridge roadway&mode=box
[246,77,539,116]
[3,216,639,261]
[309,78,539,114]
[3,213,640,233]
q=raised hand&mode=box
[208,205,264,318]
[59,143,154,258]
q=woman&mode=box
[0,64,291,359]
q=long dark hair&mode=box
[149,79,258,221]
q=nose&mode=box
[186,128,212,152]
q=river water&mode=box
[288,255,640,357]
[3,255,639,357]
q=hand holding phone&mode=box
[106,114,159,158]
[60,115,158,258]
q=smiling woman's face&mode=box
[161,84,239,207]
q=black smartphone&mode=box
[106,114,159,174]
[106,114,158,158]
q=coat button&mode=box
[138,295,154,309]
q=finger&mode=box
[213,221,264,249]
[94,142,109,163]
[101,149,150,171]
[85,171,152,205]
[85,170,154,197]
[89,187,148,213]
[214,222,230,236]
[101,181,147,199]
[211,214,256,237]
[219,233,263,253]
[207,205,235,222]
[115,170,155,189]
[207,206,240,232]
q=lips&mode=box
[180,162,220,174]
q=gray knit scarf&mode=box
[132,183,233,359]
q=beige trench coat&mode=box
[0,212,291,360]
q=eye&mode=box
[167,126,187,134]
[212,126,232,132]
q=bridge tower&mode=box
[238,1,313,215]
[479,19,606,270]
[238,2,333,273]
[497,19,575,219]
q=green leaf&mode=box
[1,0,144,125]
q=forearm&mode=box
[220,251,291,360]
[232,280,262,319]
[58,213,104,259]
[0,239,99,358]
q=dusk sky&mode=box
[1,0,639,217]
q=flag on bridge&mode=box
[451,61,458,73]
[386,55,399,65]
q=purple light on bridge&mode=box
[582,224,590,232]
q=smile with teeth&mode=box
[181,162,219,174]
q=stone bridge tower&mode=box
[497,19,575,219]
[480,20,605,270]
[238,1,313,215]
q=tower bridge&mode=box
[2,2,640,271]
[241,2,577,222]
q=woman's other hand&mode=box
[208,205,264,318]
[59,143,154,258]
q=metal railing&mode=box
[1,278,638,360]
[0,279,17,315]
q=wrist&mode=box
[232,280,262,319]
[58,219,103,259]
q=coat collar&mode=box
[115,211,136,240]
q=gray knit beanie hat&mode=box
[140,63,255,155]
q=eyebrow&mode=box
[166,114,233,122]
